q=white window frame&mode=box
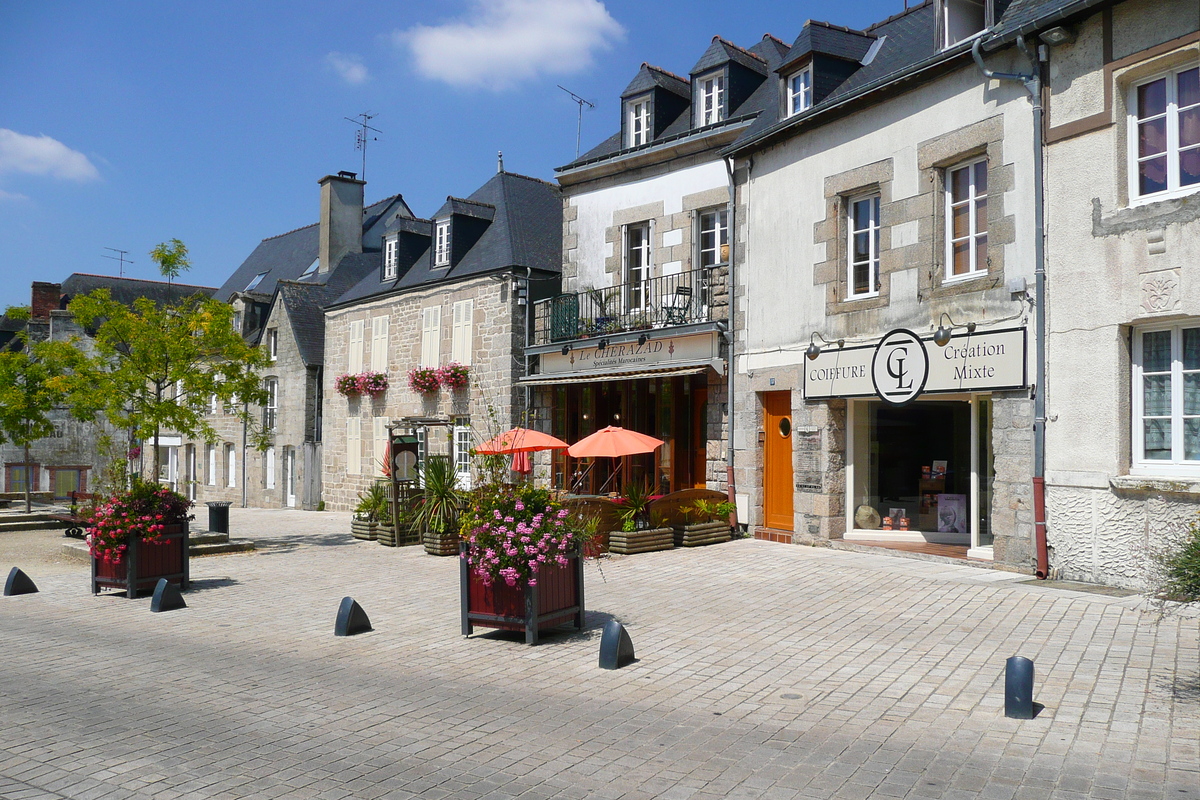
[698,73,724,126]
[624,221,652,311]
[348,319,364,373]
[944,159,988,281]
[1128,64,1200,204]
[451,299,473,366]
[434,220,451,267]
[373,417,388,478]
[697,208,729,268]
[265,446,276,489]
[347,417,362,476]
[628,98,650,147]
[209,392,219,415]
[787,66,813,116]
[1132,323,1200,475]
[264,378,278,430]
[225,444,236,488]
[207,445,216,486]
[421,306,441,368]
[267,329,278,361]
[383,237,398,280]
[454,418,472,490]
[847,194,881,299]
[370,315,389,373]
[941,0,986,49]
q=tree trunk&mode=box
[23,439,32,514]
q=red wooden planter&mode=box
[91,522,190,599]
[460,541,584,645]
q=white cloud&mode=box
[0,187,30,202]
[395,0,624,91]
[0,129,100,181]
[327,52,370,85]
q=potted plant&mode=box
[335,373,361,397]
[674,498,736,547]
[408,366,440,395]
[609,481,674,554]
[357,371,388,397]
[352,481,387,541]
[414,455,465,555]
[459,482,585,645]
[438,362,470,390]
[586,286,619,331]
[87,477,192,598]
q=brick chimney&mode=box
[31,282,62,318]
[318,171,365,274]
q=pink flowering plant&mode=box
[86,478,192,564]
[408,366,440,394]
[459,483,580,588]
[335,373,361,396]
[438,362,470,390]
[356,371,388,396]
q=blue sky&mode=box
[1,0,905,311]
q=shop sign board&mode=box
[804,327,1026,401]
[540,331,720,376]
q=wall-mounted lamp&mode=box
[637,334,649,346]
[597,339,609,351]
[1038,25,1075,46]
[561,345,571,356]
[933,312,977,347]
[805,331,845,360]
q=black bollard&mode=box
[334,597,372,636]
[598,619,635,669]
[1005,656,1034,719]
[150,579,187,612]
[4,567,38,596]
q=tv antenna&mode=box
[102,247,134,277]
[558,85,595,158]
[344,112,383,180]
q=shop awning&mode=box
[518,361,717,386]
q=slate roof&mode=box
[691,37,768,76]
[621,64,690,99]
[779,21,877,71]
[274,251,381,368]
[330,171,562,308]
[60,273,216,305]
[215,194,411,303]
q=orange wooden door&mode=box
[763,391,794,531]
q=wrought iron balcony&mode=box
[531,266,724,346]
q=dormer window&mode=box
[383,237,398,280]
[787,66,813,116]
[434,220,451,267]
[942,0,986,48]
[628,98,650,147]
[244,271,268,292]
[698,73,725,126]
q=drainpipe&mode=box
[972,37,1049,578]
[241,402,249,509]
[723,156,739,527]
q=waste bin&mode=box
[206,501,232,534]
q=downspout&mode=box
[723,155,739,528]
[241,401,249,509]
[972,37,1049,579]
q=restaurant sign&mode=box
[540,331,720,376]
[804,327,1026,402]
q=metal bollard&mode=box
[1005,656,1034,719]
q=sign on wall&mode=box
[540,331,720,376]
[804,327,1027,402]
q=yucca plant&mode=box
[413,456,464,536]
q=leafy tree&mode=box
[0,307,87,512]
[67,285,272,482]
[150,238,190,286]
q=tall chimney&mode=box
[31,282,62,318]
[318,171,365,274]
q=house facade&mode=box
[321,168,562,510]
[727,0,1043,569]
[1040,0,1200,587]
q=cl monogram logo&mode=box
[885,345,911,390]
[872,330,928,406]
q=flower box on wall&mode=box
[408,366,440,394]
[91,522,190,598]
[459,542,584,645]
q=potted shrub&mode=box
[674,498,735,547]
[414,456,465,556]
[357,371,388,397]
[335,373,361,397]
[87,477,192,598]
[352,481,387,541]
[459,482,585,645]
[609,481,674,555]
[438,362,470,390]
[408,366,440,394]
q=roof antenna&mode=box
[498,151,504,173]
[558,85,595,158]
[102,247,133,277]
[344,112,383,181]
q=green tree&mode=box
[67,287,272,483]
[0,307,87,512]
[150,238,190,286]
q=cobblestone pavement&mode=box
[2,507,1198,800]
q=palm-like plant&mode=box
[413,456,464,536]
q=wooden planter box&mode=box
[673,520,732,547]
[460,542,584,645]
[91,522,190,598]
[424,529,459,556]
[609,526,674,555]
[351,518,377,541]
[377,522,422,547]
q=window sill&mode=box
[1111,474,1200,495]
[941,270,987,286]
[846,291,880,302]
[1127,185,1200,209]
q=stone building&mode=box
[184,172,413,509]
[725,0,1046,568]
[1039,0,1200,587]
[321,168,562,511]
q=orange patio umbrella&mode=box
[567,426,664,458]
[475,427,570,455]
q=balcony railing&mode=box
[531,266,723,345]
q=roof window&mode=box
[244,271,268,292]
[942,0,987,48]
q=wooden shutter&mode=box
[348,319,364,372]
[372,417,387,477]
[451,299,473,365]
[347,417,361,475]
[421,306,441,367]
[370,316,389,372]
